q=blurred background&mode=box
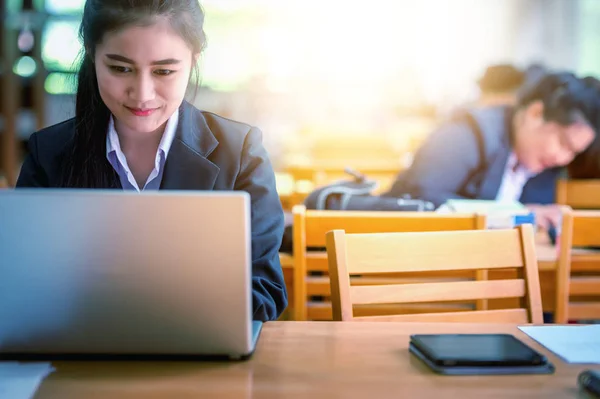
[1,0,599,202]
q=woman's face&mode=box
[94,18,194,137]
[514,101,596,174]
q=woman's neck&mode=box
[114,121,167,188]
[115,121,166,157]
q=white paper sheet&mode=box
[519,325,600,364]
[0,362,54,399]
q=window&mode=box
[45,0,86,15]
[578,0,600,78]
[41,2,84,94]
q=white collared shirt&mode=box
[495,152,535,203]
[106,109,179,191]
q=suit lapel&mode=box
[160,102,220,190]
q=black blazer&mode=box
[16,101,287,322]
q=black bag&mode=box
[303,167,434,211]
[279,168,434,254]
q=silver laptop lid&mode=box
[0,190,253,356]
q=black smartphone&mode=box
[410,334,548,367]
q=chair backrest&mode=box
[555,207,600,323]
[556,179,600,209]
[292,205,486,320]
[326,225,543,323]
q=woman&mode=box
[16,0,287,322]
[385,72,600,231]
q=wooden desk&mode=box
[35,322,590,398]
[537,241,558,271]
[536,235,600,269]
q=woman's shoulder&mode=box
[200,110,254,133]
[30,117,76,152]
[442,105,511,154]
[467,105,510,131]
[467,106,512,152]
[183,102,258,145]
[197,110,258,145]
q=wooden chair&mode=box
[554,208,600,323]
[556,178,600,209]
[326,225,543,323]
[292,205,486,320]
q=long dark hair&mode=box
[516,72,600,128]
[60,0,206,188]
[568,76,600,178]
[516,72,600,178]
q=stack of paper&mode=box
[519,325,600,364]
[442,199,528,213]
[437,199,534,229]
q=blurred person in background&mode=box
[385,72,600,232]
[476,63,525,106]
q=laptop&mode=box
[0,189,262,360]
